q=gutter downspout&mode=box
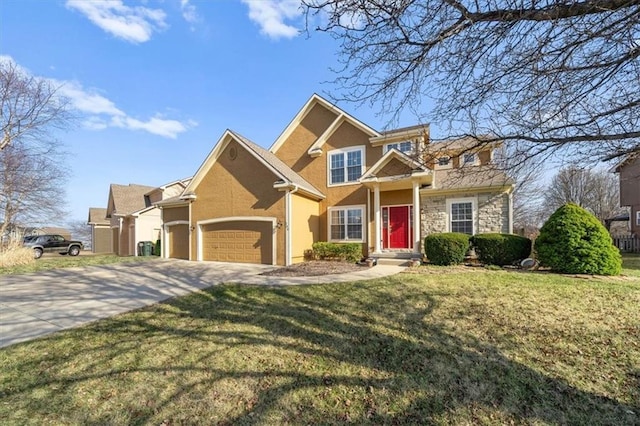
[285,184,299,266]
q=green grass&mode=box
[622,253,640,277]
[1,268,638,425]
[0,254,160,275]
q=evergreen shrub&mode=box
[312,242,362,263]
[424,233,470,265]
[535,203,621,275]
[471,233,532,266]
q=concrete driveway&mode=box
[0,259,404,348]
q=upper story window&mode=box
[462,153,478,166]
[636,210,640,226]
[434,156,452,170]
[384,141,413,154]
[328,146,365,186]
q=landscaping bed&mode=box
[261,260,364,276]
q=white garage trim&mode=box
[196,216,277,265]
[163,220,190,259]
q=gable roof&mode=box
[107,183,156,217]
[360,148,428,181]
[269,93,380,154]
[611,153,640,173]
[87,207,109,225]
[183,129,325,200]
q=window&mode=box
[328,147,364,185]
[384,141,413,154]
[447,198,476,235]
[462,153,477,165]
[329,206,364,241]
[438,157,450,166]
[637,211,640,226]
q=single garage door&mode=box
[201,221,273,264]
[168,224,189,260]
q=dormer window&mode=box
[384,141,413,154]
[462,153,478,166]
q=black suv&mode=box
[23,235,84,259]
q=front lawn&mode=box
[0,268,638,424]
[0,254,160,275]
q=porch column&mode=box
[374,183,381,253]
[412,180,421,253]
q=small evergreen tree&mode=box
[536,203,621,275]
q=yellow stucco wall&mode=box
[190,138,286,265]
[291,193,320,263]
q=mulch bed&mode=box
[261,260,365,277]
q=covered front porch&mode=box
[360,149,432,256]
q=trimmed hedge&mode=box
[471,233,532,266]
[535,203,622,275]
[312,242,362,263]
[424,233,470,265]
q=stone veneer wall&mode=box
[421,191,510,237]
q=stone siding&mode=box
[421,191,510,237]
[477,192,510,234]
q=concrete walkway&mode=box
[0,259,404,348]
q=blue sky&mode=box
[1,0,426,225]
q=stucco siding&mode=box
[136,210,162,243]
[291,193,320,263]
[380,189,412,206]
[168,224,189,260]
[92,226,112,253]
[191,139,286,265]
[378,158,413,177]
[163,206,189,223]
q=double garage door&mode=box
[201,221,273,265]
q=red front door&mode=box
[383,206,412,249]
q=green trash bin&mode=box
[142,241,153,256]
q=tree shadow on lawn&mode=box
[2,276,638,424]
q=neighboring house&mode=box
[156,94,514,266]
[614,154,640,235]
[104,178,192,256]
[87,207,111,253]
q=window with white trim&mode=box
[462,153,478,166]
[328,147,364,185]
[384,141,413,154]
[329,206,364,241]
[447,198,476,235]
[636,210,640,226]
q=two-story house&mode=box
[614,154,640,235]
[89,178,191,256]
[155,94,514,265]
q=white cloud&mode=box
[58,81,125,117]
[59,79,193,139]
[111,115,190,139]
[2,56,193,140]
[66,0,168,43]
[241,0,302,39]
[180,0,199,25]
